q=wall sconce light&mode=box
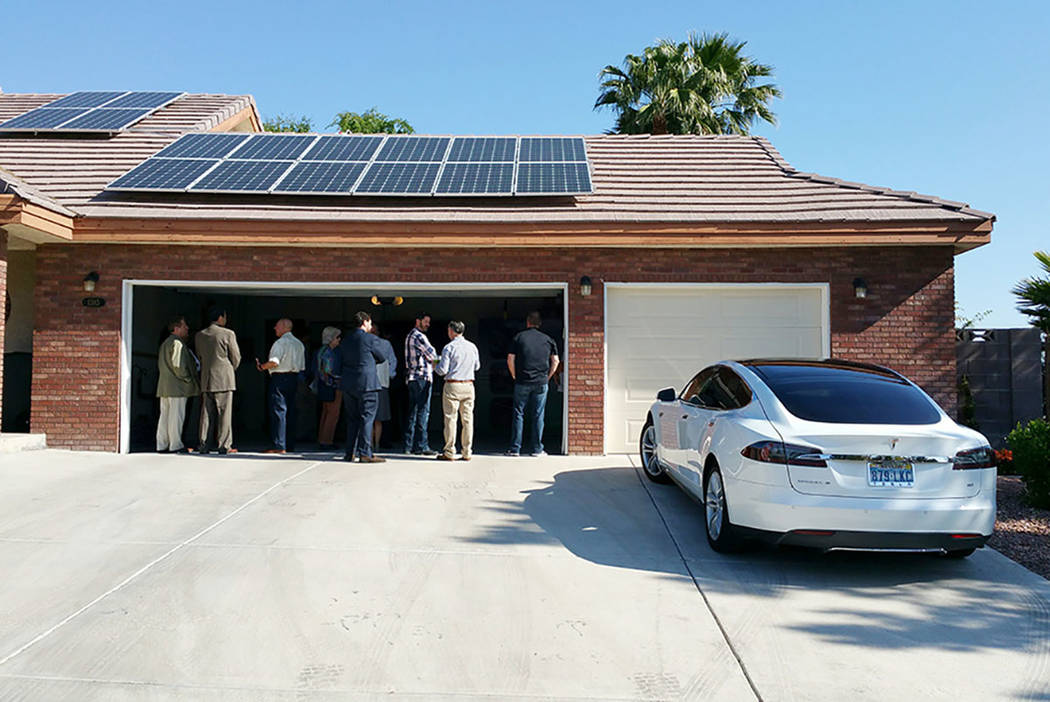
[83,271,100,293]
[580,275,593,297]
[370,295,404,306]
[852,277,868,299]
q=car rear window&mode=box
[749,364,942,424]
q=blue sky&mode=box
[6,0,1048,327]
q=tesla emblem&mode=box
[890,438,900,451]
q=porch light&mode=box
[370,295,404,306]
[580,276,593,297]
[852,277,868,299]
[83,271,100,293]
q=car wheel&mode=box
[639,418,671,484]
[704,463,741,553]
[944,547,976,559]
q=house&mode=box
[0,91,994,454]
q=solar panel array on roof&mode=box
[0,91,183,133]
[106,134,592,197]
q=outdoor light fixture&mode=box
[83,271,99,293]
[580,275,593,297]
[852,277,868,299]
[370,295,404,306]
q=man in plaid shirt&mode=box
[404,312,438,455]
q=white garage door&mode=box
[605,284,828,454]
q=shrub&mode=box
[1006,418,1050,508]
[957,375,979,430]
[995,449,1015,475]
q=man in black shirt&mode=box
[506,311,560,456]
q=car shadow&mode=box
[457,464,1050,658]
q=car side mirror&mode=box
[656,388,676,402]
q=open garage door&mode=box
[121,282,566,455]
[605,284,829,454]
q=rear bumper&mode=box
[737,526,989,552]
[727,478,996,539]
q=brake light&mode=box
[741,440,827,468]
[953,446,995,470]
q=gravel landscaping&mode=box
[989,475,1050,580]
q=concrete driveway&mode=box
[0,450,1047,701]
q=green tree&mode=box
[330,108,414,134]
[263,114,313,133]
[1012,251,1050,416]
[595,32,781,135]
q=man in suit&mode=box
[339,311,394,463]
[156,315,200,454]
[196,305,241,455]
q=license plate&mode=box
[868,460,914,487]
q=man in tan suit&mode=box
[196,306,241,454]
[156,315,200,454]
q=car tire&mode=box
[704,462,741,553]
[639,418,671,484]
[944,547,977,559]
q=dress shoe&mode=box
[360,455,386,463]
[175,447,196,455]
[412,449,438,457]
[436,454,455,461]
[461,455,472,461]
[217,448,238,455]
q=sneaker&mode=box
[461,455,472,461]
[529,450,548,457]
[175,447,196,455]
[504,450,520,457]
[265,448,286,454]
[413,449,439,457]
[217,448,238,455]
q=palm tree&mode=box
[1013,250,1050,415]
[594,33,781,135]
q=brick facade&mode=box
[31,244,956,453]
[0,231,6,427]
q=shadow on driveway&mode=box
[457,464,1050,662]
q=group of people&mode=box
[154,307,560,461]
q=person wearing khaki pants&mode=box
[434,320,480,461]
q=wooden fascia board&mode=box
[69,216,991,249]
[210,105,262,133]
[0,196,74,239]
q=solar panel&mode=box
[516,162,592,194]
[435,163,514,195]
[108,158,220,191]
[103,91,182,109]
[375,137,450,162]
[105,133,593,198]
[272,161,367,194]
[190,160,294,193]
[0,108,89,130]
[302,135,383,162]
[447,137,516,162]
[355,162,441,194]
[59,108,152,131]
[230,134,317,161]
[519,137,587,162]
[46,91,128,109]
[154,133,252,159]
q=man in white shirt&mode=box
[434,320,481,461]
[256,318,306,454]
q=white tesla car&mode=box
[639,359,996,557]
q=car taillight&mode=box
[953,446,995,470]
[741,440,827,468]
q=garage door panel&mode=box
[606,286,826,454]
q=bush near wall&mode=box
[1006,418,1050,508]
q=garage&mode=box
[121,281,567,455]
[604,283,829,454]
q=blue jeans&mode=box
[343,390,378,458]
[509,383,548,454]
[268,373,299,451]
[404,378,433,452]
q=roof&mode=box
[0,92,994,249]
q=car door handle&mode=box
[681,415,689,420]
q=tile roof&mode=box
[0,93,994,229]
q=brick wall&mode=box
[32,244,956,452]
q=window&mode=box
[750,363,941,425]
[680,368,716,406]
[716,367,752,410]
